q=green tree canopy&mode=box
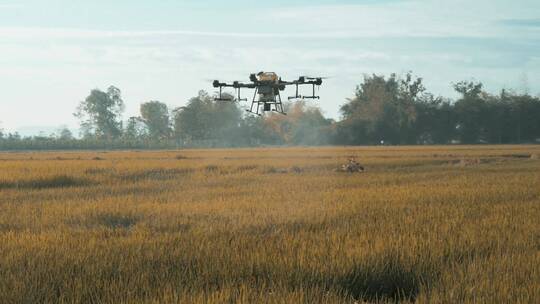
[140,101,171,140]
[453,81,489,143]
[74,86,124,139]
[56,126,74,140]
[338,73,423,144]
[173,91,242,146]
[124,117,147,140]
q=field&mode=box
[0,146,539,303]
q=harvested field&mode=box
[0,145,539,303]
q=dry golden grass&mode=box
[0,146,539,303]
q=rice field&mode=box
[0,146,539,303]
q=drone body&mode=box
[212,72,324,115]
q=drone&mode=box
[212,72,324,115]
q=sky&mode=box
[0,0,539,135]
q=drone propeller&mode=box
[301,76,332,80]
[204,78,242,84]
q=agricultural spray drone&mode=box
[212,72,325,115]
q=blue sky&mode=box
[0,0,539,135]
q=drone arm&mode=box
[283,78,323,100]
[234,83,257,89]
[213,80,236,88]
[214,80,256,101]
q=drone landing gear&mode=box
[245,102,286,116]
[246,88,287,116]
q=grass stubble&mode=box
[0,146,539,303]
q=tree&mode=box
[338,72,423,144]
[505,92,540,143]
[56,126,74,140]
[454,81,483,100]
[413,94,456,144]
[140,101,171,140]
[173,91,214,142]
[482,91,512,144]
[173,91,242,146]
[453,81,488,143]
[238,115,281,146]
[74,86,124,139]
[124,117,147,140]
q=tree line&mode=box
[1,72,539,150]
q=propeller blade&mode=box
[203,78,243,83]
[300,75,332,80]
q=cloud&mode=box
[0,0,24,11]
[268,1,540,39]
[0,3,21,9]
[499,19,540,28]
[0,27,382,41]
[0,26,454,41]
